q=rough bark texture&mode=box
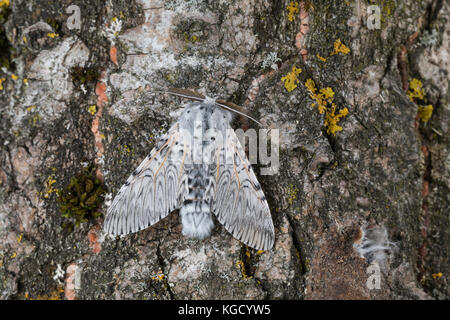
[0,0,448,300]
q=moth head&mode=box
[163,87,263,126]
[203,95,217,105]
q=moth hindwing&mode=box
[104,100,274,250]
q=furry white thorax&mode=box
[179,102,233,134]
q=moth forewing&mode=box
[104,123,186,236]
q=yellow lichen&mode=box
[23,78,29,85]
[287,1,299,22]
[151,273,165,281]
[256,250,264,255]
[183,32,201,43]
[320,87,335,101]
[432,272,442,280]
[88,105,97,115]
[29,113,42,126]
[407,78,433,122]
[316,54,327,62]
[118,144,133,155]
[0,77,5,90]
[305,78,316,93]
[11,74,18,81]
[331,39,350,55]
[42,175,59,199]
[47,33,59,38]
[418,104,433,122]
[305,78,349,135]
[236,260,253,279]
[17,233,23,243]
[0,0,9,8]
[281,65,302,92]
[407,78,425,102]
[25,287,64,300]
[287,184,299,206]
[10,252,16,259]
[325,104,349,135]
[305,78,334,114]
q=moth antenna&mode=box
[159,88,263,127]
[214,101,263,127]
[163,88,205,101]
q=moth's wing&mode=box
[104,123,189,235]
[210,129,275,251]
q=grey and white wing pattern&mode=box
[211,128,275,251]
[104,122,189,235]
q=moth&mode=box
[103,88,275,250]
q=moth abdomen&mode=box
[179,163,214,239]
[180,200,214,240]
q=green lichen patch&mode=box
[109,0,145,30]
[0,0,9,21]
[57,165,105,230]
[0,1,15,71]
[175,19,210,44]
[45,17,62,34]
[174,18,215,55]
[287,183,300,206]
[70,66,100,89]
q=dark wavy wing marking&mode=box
[210,129,275,251]
[103,123,189,236]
